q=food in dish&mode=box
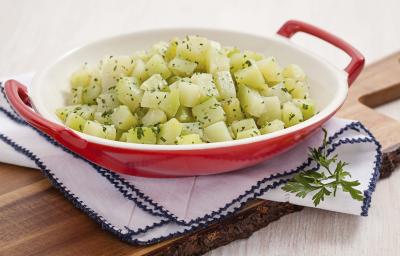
[56,36,316,145]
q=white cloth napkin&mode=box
[0,74,381,245]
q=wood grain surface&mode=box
[1,1,400,255]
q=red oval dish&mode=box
[4,20,364,177]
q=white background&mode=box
[1,0,400,255]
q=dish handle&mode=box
[277,20,365,86]
[4,80,87,148]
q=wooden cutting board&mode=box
[1,52,400,256]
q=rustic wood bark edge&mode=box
[148,149,398,256]
[381,146,400,178]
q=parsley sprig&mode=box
[282,129,364,206]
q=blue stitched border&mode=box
[0,107,287,245]
[357,123,382,216]
[0,105,172,219]
[107,121,372,225]
[0,132,172,242]
[0,82,382,244]
[77,121,376,226]
[0,104,382,242]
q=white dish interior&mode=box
[30,28,348,151]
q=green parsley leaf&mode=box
[282,128,364,206]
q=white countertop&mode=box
[1,0,399,255]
